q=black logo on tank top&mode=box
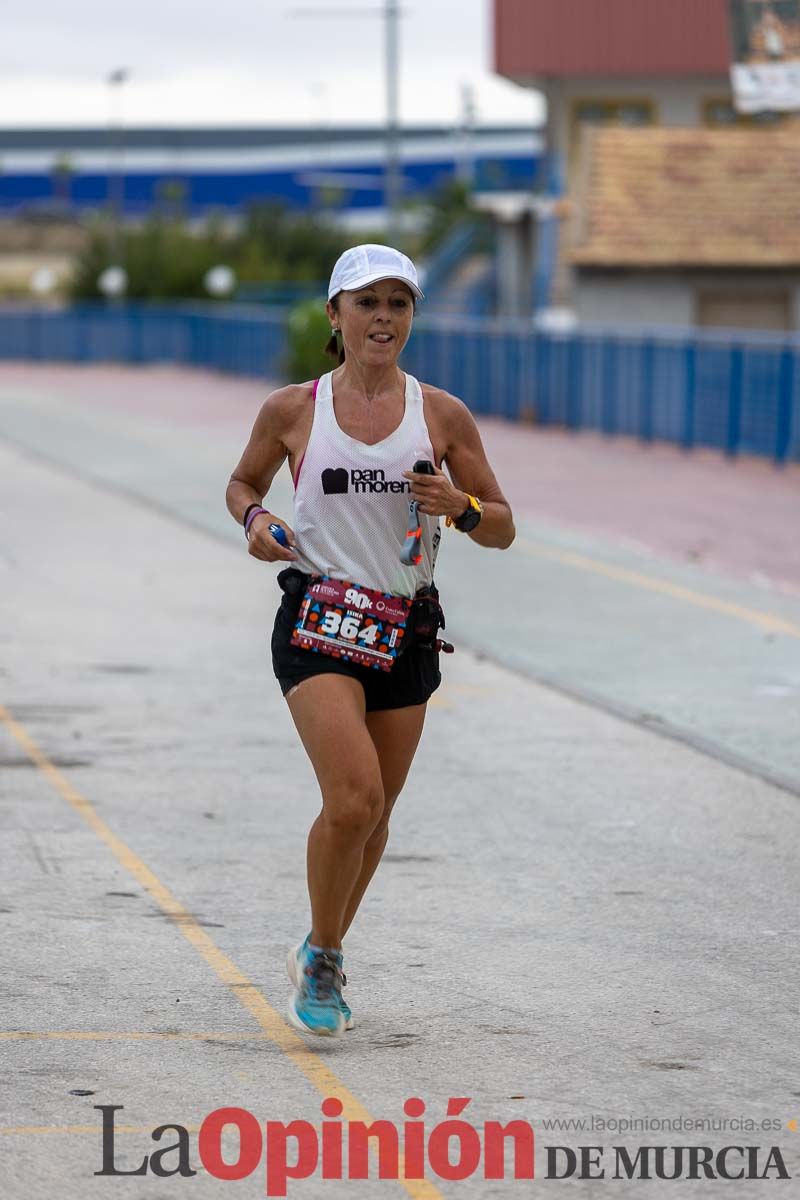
[321,467,349,494]
[321,467,411,495]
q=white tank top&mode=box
[291,370,441,598]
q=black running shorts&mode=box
[271,587,441,712]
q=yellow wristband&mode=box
[446,494,481,528]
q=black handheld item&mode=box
[400,460,436,565]
[400,459,455,654]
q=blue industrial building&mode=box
[0,125,541,219]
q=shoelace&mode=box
[304,952,343,1002]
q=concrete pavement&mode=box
[1,365,799,1197]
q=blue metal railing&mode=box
[404,317,799,464]
[0,302,288,380]
[419,221,483,300]
[234,282,325,307]
[0,305,797,463]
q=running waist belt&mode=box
[285,573,412,673]
[277,569,450,666]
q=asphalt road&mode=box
[1,365,799,1197]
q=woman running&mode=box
[226,244,515,1037]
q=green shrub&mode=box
[65,181,482,304]
[69,216,226,300]
[285,298,334,382]
[67,206,359,302]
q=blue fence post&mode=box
[682,341,696,450]
[775,347,794,466]
[535,334,551,425]
[601,338,616,436]
[76,306,91,361]
[484,328,495,416]
[190,313,202,368]
[503,329,513,416]
[726,345,744,458]
[498,331,509,418]
[30,310,43,361]
[565,335,582,429]
[640,338,655,443]
[520,329,534,420]
[129,306,145,364]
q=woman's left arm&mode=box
[403,393,515,550]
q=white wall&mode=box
[574,273,800,332]
[574,275,693,329]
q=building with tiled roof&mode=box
[488,0,800,323]
[567,125,800,330]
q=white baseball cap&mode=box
[328,244,424,302]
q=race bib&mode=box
[290,577,412,673]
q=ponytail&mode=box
[324,329,345,364]
[324,297,345,364]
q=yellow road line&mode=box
[0,704,443,1200]
[517,538,800,639]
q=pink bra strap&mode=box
[293,379,318,488]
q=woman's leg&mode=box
[340,701,428,938]
[285,673,386,949]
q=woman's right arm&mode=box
[225,386,298,563]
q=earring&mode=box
[331,327,340,335]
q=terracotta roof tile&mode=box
[568,126,800,268]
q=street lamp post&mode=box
[107,68,129,275]
[456,83,477,189]
[384,0,401,243]
[291,3,404,243]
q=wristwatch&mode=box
[447,493,483,533]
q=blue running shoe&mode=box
[286,938,345,1038]
[339,994,354,1032]
[287,936,354,1032]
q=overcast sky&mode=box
[1,0,544,128]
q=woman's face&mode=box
[327,278,415,366]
